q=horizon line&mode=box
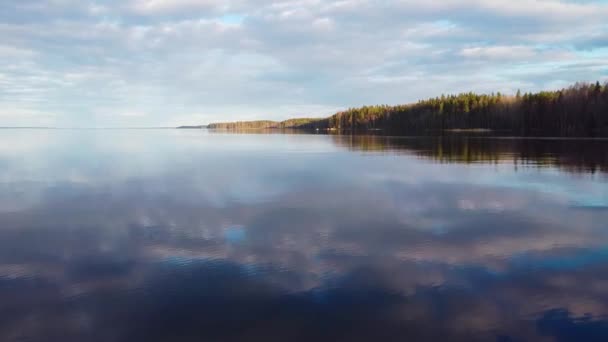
[0,126,180,129]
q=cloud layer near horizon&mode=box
[0,0,607,126]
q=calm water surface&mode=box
[1,130,608,341]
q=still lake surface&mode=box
[1,129,608,341]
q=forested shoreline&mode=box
[193,82,608,137]
[205,118,319,130]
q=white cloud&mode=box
[311,17,334,31]
[0,0,606,126]
[0,44,36,57]
[129,0,229,14]
[0,107,57,127]
[460,46,537,60]
[394,0,608,22]
[119,111,148,117]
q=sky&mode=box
[0,0,607,127]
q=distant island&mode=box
[179,82,608,137]
[176,125,207,129]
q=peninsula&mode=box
[180,82,608,137]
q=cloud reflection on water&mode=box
[0,130,608,341]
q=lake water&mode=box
[1,129,608,341]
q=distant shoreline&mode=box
[180,81,608,137]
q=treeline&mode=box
[207,120,276,129]
[207,118,319,130]
[319,82,608,136]
[203,82,608,137]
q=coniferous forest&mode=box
[200,82,608,137]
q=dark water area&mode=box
[1,130,608,341]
